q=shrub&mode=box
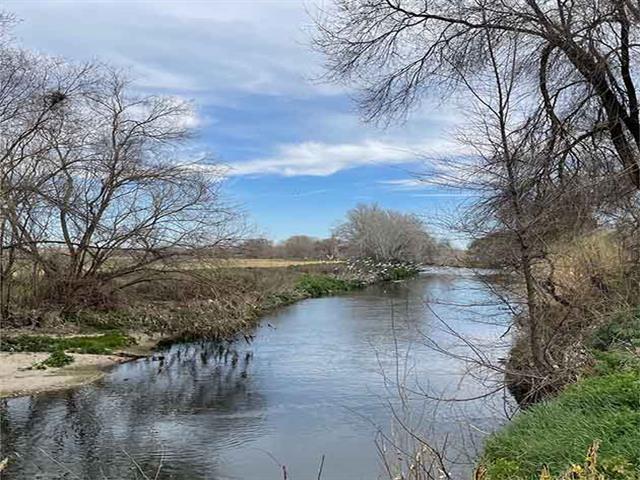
[295,274,360,297]
[35,350,75,369]
[591,308,640,351]
[386,265,420,281]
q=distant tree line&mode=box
[236,204,451,264]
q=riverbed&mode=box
[0,269,512,479]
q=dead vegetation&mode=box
[1,259,387,342]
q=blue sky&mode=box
[5,0,473,243]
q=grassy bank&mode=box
[295,274,362,297]
[1,331,133,354]
[0,330,141,375]
[481,308,640,480]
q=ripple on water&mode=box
[1,272,512,480]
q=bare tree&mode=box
[0,16,97,317]
[280,235,321,259]
[239,238,276,258]
[315,0,633,395]
[335,203,436,263]
[315,0,640,191]
[1,23,240,316]
[315,235,340,259]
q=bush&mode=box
[35,350,75,369]
[591,308,640,351]
[343,258,420,283]
[295,274,360,297]
[386,265,420,281]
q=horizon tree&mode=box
[334,203,436,263]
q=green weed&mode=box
[1,332,133,354]
[591,308,640,351]
[295,274,361,297]
[33,350,75,369]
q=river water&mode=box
[1,268,512,480]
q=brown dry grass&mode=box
[545,232,633,304]
[506,230,640,404]
[212,258,343,268]
[7,263,351,340]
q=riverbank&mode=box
[480,307,640,479]
[466,232,640,479]
[0,352,131,398]
[0,333,160,397]
[0,261,419,398]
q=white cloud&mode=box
[224,139,464,177]
[6,0,469,182]
[378,179,476,194]
[378,179,428,190]
[5,0,336,99]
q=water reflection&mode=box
[1,270,511,480]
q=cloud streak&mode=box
[378,179,427,190]
[225,139,464,177]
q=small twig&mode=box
[153,452,164,480]
[317,454,325,480]
[121,449,150,480]
[37,449,81,479]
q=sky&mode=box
[5,0,474,243]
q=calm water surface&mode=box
[1,269,511,479]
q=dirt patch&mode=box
[0,352,132,398]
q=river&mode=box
[0,268,512,479]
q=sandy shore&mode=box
[0,332,161,398]
[0,352,132,398]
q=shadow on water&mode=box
[0,269,512,480]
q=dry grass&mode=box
[545,232,634,305]
[212,258,343,268]
[2,263,359,341]
[505,231,640,405]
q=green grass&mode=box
[483,306,640,480]
[295,274,361,298]
[1,331,133,354]
[33,350,75,369]
[482,370,640,479]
